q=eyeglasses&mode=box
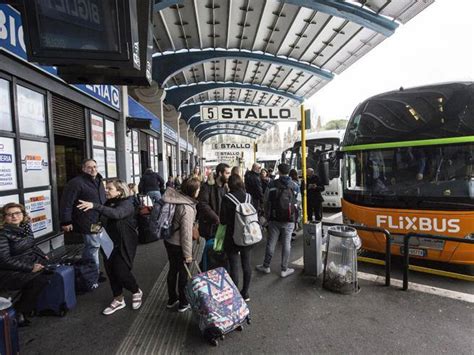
[5,211,23,217]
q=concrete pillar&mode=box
[185,126,190,175]
[130,81,167,178]
[117,86,130,181]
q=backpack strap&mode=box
[245,193,251,204]
[225,193,240,206]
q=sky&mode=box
[306,0,474,124]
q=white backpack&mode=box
[226,193,263,246]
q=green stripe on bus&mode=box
[341,136,474,152]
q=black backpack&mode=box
[270,180,296,222]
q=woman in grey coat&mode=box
[163,177,201,312]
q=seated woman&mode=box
[0,202,50,326]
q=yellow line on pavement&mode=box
[408,265,474,282]
[357,256,385,266]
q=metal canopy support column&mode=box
[185,126,190,176]
[117,86,130,181]
[132,82,168,179]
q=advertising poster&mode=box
[91,114,104,147]
[0,79,12,131]
[0,137,17,190]
[21,140,49,188]
[133,153,140,177]
[105,119,116,148]
[132,130,139,152]
[24,190,53,238]
[93,148,106,177]
[17,85,46,137]
[107,150,117,178]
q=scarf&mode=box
[19,222,34,238]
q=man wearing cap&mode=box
[256,163,297,278]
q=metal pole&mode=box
[253,142,257,164]
[301,105,308,224]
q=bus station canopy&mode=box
[152,0,434,141]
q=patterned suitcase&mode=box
[184,264,250,346]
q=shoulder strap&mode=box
[245,193,251,204]
[225,193,240,206]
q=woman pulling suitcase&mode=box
[77,179,143,315]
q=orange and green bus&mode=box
[341,82,474,264]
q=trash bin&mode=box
[323,225,361,294]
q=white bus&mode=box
[290,129,345,208]
[256,154,280,171]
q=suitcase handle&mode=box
[183,260,202,279]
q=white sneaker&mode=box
[102,299,126,315]
[280,268,295,278]
[132,289,143,310]
[255,264,270,274]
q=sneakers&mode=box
[102,298,126,315]
[280,268,295,278]
[255,264,270,274]
[241,293,250,302]
[132,289,143,310]
[166,299,179,309]
[177,303,190,313]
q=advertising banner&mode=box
[0,137,17,190]
[24,190,53,238]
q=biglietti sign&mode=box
[201,105,300,121]
[211,143,252,150]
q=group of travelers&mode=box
[0,156,324,326]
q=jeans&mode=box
[164,241,188,305]
[227,248,252,297]
[82,233,100,275]
[147,191,162,204]
[104,251,139,297]
[263,221,294,271]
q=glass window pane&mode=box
[21,140,50,188]
[93,148,106,178]
[132,130,139,151]
[17,85,46,136]
[91,114,104,147]
[0,79,12,131]
[24,190,53,238]
[0,137,18,190]
[133,153,140,176]
[105,119,116,148]
[107,150,117,178]
[0,194,19,207]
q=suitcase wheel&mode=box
[59,309,67,317]
[246,317,251,325]
[220,335,225,340]
[210,338,218,347]
[236,325,243,331]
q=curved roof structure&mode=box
[152,0,434,140]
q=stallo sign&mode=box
[201,105,300,121]
[211,143,252,150]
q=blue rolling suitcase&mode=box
[36,265,77,316]
[0,306,19,355]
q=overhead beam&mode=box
[280,0,398,36]
[165,82,303,108]
[153,50,334,86]
[195,124,267,136]
[154,1,398,36]
[199,129,259,141]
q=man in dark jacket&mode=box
[197,163,230,240]
[60,158,106,278]
[306,168,325,222]
[244,163,263,211]
[138,168,165,203]
[256,163,297,278]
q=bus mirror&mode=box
[319,161,330,185]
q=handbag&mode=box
[213,224,226,252]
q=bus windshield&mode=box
[344,83,474,146]
[292,138,340,175]
[343,143,474,210]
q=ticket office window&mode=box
[0,76,54,239]
[91,113,117,179]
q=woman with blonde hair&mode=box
[77,179,143,315]
[191,166,203,182]
[0,202,50,326]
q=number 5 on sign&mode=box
[201,106,218,120]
